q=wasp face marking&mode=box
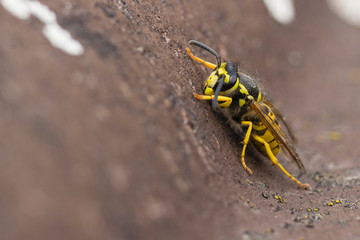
[204,62,237,91]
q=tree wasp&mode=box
[186,40,310,189]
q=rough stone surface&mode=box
[1,1,360,239]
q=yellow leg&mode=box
[240,121,253,174]
[252,135,310,189]
[185,48,216,69]
[193,93,232,106]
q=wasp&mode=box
[186,40,310,189]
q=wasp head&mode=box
[204,61,238,96]
[189,40,240,110]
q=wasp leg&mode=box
[185,48,217,69]
[252,135,310,189]
[240,121,254,174]
[193,93,232,106]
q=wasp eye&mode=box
[225,62,238,85]
[228,74,237,85]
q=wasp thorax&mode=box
[239,73,262,102]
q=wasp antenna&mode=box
[212,74,225,110]
[189,40,221,68]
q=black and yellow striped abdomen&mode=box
[242,104,281,158]
[252,121,280,157]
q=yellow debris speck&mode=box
[328,202,334,206]
[274,195,286,203]
[265,228,274,234]
[328,131,341,141]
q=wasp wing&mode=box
[249,100,305,172]
[262,98,297,143]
